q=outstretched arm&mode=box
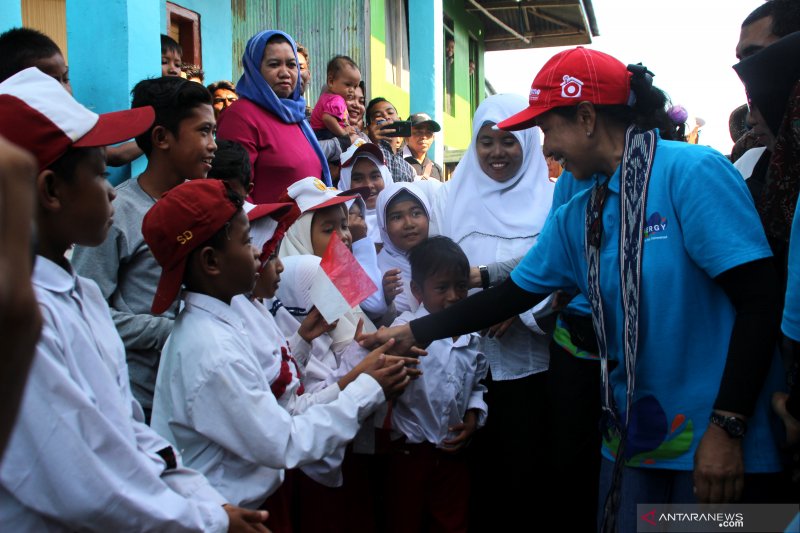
[361,278,548,354]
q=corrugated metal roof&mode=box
[231,0,368,106]
[467,0,599,51]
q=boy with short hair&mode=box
[71,76,217,419]
[161,34,183,77]
[208,139,253,199]
[0,27,71,93]
[144,179,413,510]
[0,67,267,532]
[384,235,488,533]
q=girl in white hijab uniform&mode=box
[376,181,432,315]
[339,144,392,245]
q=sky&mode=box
[484,0,764,155]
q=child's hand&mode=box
[441,410,479,453]
[382,269,402,305]
[349,210,367,242]
[223,504,270,532]
[383,354,423,379]
[357,324,424,357]
[359,339,411,400]
[298,306,337,343]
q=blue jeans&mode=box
[597,458,785,532]
[597,458,696,533]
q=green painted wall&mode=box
[441,0,484,150]
[368,0,410,119]
[368,0,484,151]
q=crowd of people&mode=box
[0,1,798,532]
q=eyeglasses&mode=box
[213,96,238,106]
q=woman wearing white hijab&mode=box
[430,93,555,528]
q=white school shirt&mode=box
[352,237,389,318]
[151,292,385,508]
[269,296,356,394]
[0,257,228,532]
[230,295,342,412]
[231,295,359,487]
[390,306,489,447]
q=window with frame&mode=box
[167,2,201,68]
[469,36,479,115]
[384,0,410,91]
[22,0,68,61]
[443,18,455,116]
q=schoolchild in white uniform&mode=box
[384,236,487,533]
[375,181,432,315]
[0,68,268,532]
[339,141,406,323]
[279,176,381,361]
[339,140,389,246]
[144,180,413,519]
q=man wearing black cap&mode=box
[403,112,444,181]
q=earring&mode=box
[586,131,591,137]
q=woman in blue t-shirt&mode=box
[363,47,784,532]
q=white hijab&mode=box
[277,254,369,355]
[279,210,316,259]
[339,151,391,244]
[432,93,554,265]
[376,181,432,313]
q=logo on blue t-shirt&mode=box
[644,212,668,241]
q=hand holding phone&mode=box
[379,120,412,137]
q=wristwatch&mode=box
[478,265,490,290]
[709,412,747,438]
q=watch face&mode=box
[727,418,746,437]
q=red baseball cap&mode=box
[142,180,242,314]
[244,200,297,265]
[340,141,386,168]
[0,67,154,169]
[498,47,632,131]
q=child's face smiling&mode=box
[386,199,428,252]
[59,148,115,247]
[310,204,352,256]
[349,158,384,209]
[412,269,468,314]
[167,104,217,179]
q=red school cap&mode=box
[498,47,632,131]
[142,180,243,314]
[0,67,154,170]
